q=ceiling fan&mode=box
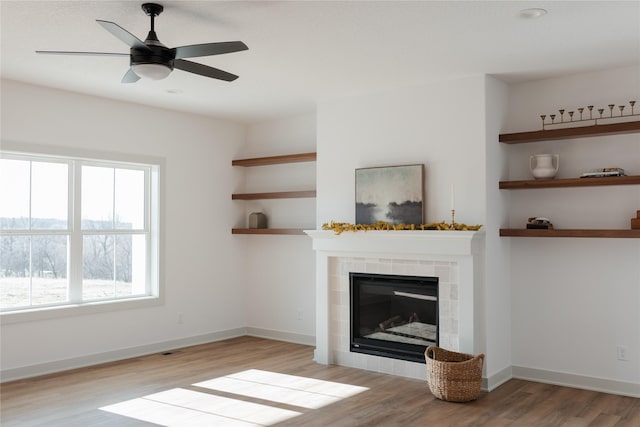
[36,3,248,83]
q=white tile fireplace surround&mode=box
[305,230,485,381]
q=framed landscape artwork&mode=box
[355,164,424,225]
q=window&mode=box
[0,151,160,313]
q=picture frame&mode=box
[355,164,424,225]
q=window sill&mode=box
[0,296,163,325]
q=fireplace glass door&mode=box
[350,272,438,363]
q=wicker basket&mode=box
[425,345,485,402]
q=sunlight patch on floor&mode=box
[100,388,300,426]
[99,369,369,426]
[195,369,368,409]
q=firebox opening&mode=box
[350,272,438,363]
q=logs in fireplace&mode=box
[350,272,438,363]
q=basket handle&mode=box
[475,353,485,370]
[426,346,436,360]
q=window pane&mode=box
[82,166,114,229]
[0,235,68,308]
[31,161,69,229]
[0,235,30,308]
[115,169,145,229]
[82,234,146,300]
[31,235,68,305]
[0,159,30,230]
[83,234,114,300]
[115,234,146,296]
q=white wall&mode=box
[505,66,640,391]
[239,114,317,343]
[1,80,248,379]
[317,76,487,228]
[483,75,512,387]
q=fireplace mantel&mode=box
[305,229,485,379]
[305,230,484,258]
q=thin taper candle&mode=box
[450,184,455,211]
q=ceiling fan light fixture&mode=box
[132,63,172,80]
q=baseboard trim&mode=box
[483,365,513,391]
[6,335,637,399]
[512,365,640,398]
[0,328,246,383]
[245,327,316,347]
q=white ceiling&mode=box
[2,1,639,124]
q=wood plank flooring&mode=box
[1,336,638,426]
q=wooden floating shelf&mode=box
[499,121,640,144]
[499,175,640,189]
[500,229,640,238]
[232,228,308,235]
[232,152,317,167]
[232,190,316,200]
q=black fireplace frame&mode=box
[350,272,439,363]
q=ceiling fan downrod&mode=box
[141,3,163,44]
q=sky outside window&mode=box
[82,165,145,230]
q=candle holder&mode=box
[539,100,638,129]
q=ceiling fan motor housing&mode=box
[130,44,175,70]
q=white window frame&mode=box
[0,143,163,324]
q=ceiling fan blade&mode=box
[97,20,149,50]
[36,50,129,57]
[121,68,141,84]
[174,59,239,81]
[173,41,248,59]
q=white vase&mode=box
[529,154,559,179]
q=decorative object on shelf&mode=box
[631,210,640,230]
[249,212,267,229]
[322,221,482,235]
[526,217,553,230]
[450,184,456,228]
[539,100,638,130]
[530,154,559,179]
[355,164,424,225]
[580,167,625,178]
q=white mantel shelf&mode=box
[304,229,485,258]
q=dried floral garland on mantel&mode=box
[322,221,483,235]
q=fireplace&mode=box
[305,229,484,381]
[350,273,438,363]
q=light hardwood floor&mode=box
[1,336,638,426]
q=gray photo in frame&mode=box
[355,164,424,225]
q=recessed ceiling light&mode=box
[165,89,183,94]
[519,8,547,19]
